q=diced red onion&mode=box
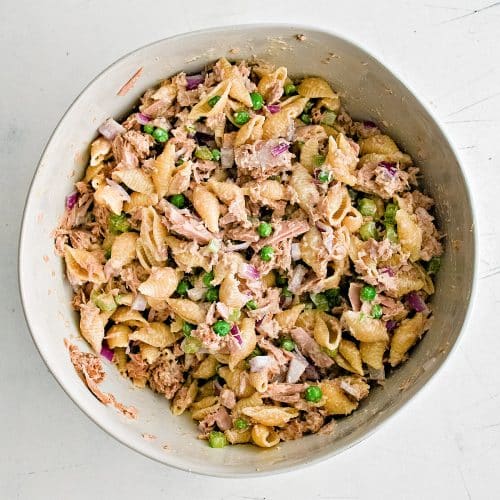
[65,191,79,210]
[381,267,395,277]
[379,161,397,176]
[106,179,131,202]
[220,147,234,168]
[291,243,301,261]
[406,292,426,312]
[98,118,126,140]
[100,343,114,362]
[131,293,147,311]
[230,324,243,346]
[270,141,290,157]
[249,355,274,372]
[137,112,151,125]
[186,74,204,90]
[386,320,398,332]
[363,120,377,128]
[286,355,308,383]
[267,104,281,114]
[239,263,260,280]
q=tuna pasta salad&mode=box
[55,58,443,448]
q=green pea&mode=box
[385,224,398,243]
[284,83,297,96]
[260,245,275,262]
[257,222,273,238]
[322,346,338,358]
[371,303,383,319]
[360,285,377,302]
[280,338,296,351]
[208,430,228,448]
[207,95,221,107]
[358,198,378,217]
[195,146,214,161]
[325,288,341,307]
[313,155,326,167]
[182,322,195,336]
[183,336,201,354]
[175,158,185,166]
[93,293,117,313]
[427,256,441,275]
[246,299,258,310]
[250,92,264,110]
[310,293,329,311]
[205,287,219,302]
[234,418,249,430]
[109,213,130,234]
[176,280,190,296]
[104,248,112,260]
[213,320,231,336]
[234,110,250,126]
[275,274,287,287]
[152,127,169,142]
[300,113,312,124]
[143,124,154,134]
[384,203,398,225]
[304,101,314,113]
[202,271,214,287]
[249,346,263,358]
[211,149,221,161]
[317,170,331,183]
[359,221,378,241]
[304,386,323,403]
[169,194,186,209]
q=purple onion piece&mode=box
[379,161,398,176]
[137,112,151,125]
[239,263,260,280]
[381,267,395,277]
[267,104,281,114]
[100,343,114,362]
[65,191,79,210]
[406,292,426,312]
[270,141,289,157]
[186,74,204,90]
[230,324,243,345]
[386,320,398,332]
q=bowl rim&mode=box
[18,22,479,477]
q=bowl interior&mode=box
[19,25,475,476]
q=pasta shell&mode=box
[290,164,320,212]
[171,380,198,416]
[275,304,305,332]
[105,324,131,349]
[166,298,206,324]
[257,66,287,102]
[300,138,320,172]
[129,322,176,348]
[192,355,219,379]
[192,185,220,233]
[123,192,159,213]
[188,80,232,121]
[79,301,107,353]
[389,312,427,367]
[90,137,111,166]
[111,306,149,328]
[334,339,363,375]
[228,318,256,370]
[167,161,192,195]
[139,343,161,364]
[113,168,154,195]
[359,134,399,155]
[138,266,179,299]
[152,142,176,198]
[300,226,327,277]
[320,379,359,415]
[396,209,422,262]
[360,340,387,370]
[242,406,299,427]
[109,232,138,268]
[298,77,336,98]
[341,311,389,343]
[314,314,342,351]
[64,246,105,286]
[234,115,265,146]
[251,424,280,448]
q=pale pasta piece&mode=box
[123,192,159,213]
[111,306,149,328]
[298,77,336,98]
[129,322,176,348]
[64,246,105,286]
[359,134,399,155]
[113,347,128,374]
[84,163,104,183]
[232,392,263,416]
[389,312,427,367]
[390,265,426,297]
[262,96,308,139]
[334,339,363,376]
[321,379,360,415]
[166,298,206,325]
[326,134,359,186]
[242,406,299,427]
[167,161,192,195]
[359,340,387,370]
[139,342,161,364]
[275,304,305,332]
[228,318,256,370]
[218,366,254,398]
[234,115,265,146]
[257,66,287,101]
[93,182,126,214]
[138,267,179,299]
[249,371,269,393]
[320,183,351,227]
[300,137,321,172]
[289,164,320,212]
[314,314,342,352]
[342,206,363,233]
[112,168,154,195]
[217,57,253,106]
[105,232,138,276]
[188,80,232,121]
[296,309,318,333]
[151,142,176,198]
[165,235,211,272]
[396,209,422,262]
[225,428,252,444]
[105,324,131,349]
[90,137,111,166]
[172,380,199,416]
[300,226,327,277]
[191,402,220,421]
[80,301,108,353]
[136,206,168,270]
[192,355,219,379]
[341,311,389,342]
[192,185,220,233]
[219,275,249,309]
[251,424,280,448]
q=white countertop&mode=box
[2,0,500,498]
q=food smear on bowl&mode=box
[54,58,443,448]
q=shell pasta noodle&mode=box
[55,58,443,448]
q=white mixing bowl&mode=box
[19,24,477,476]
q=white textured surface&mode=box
[1,0,499,498]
